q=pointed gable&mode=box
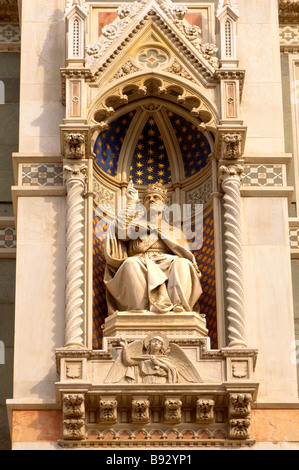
[85,0,219,78]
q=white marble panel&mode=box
[13,197,66,401]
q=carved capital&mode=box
[63,163,87,187]
[218,164,244,185]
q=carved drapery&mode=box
[219,163,247,348]
[64,162,87,348]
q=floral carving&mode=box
[132,399,150,424]
[196,399,215,424]
[99,399,118,424]
[164,399,182,424]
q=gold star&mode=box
[148,175,154,180]
[148,128,155,136]
[147,158,154,164]
[148,139,154,146]
[147,166,153,173]
[136,178,143,185]
[149,118,155,125]
[136,170,143,176]
[158,170,164,176]
[137,153,143,159]
[137,162,143,168]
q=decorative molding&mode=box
[219,164,247,349]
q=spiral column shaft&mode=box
[64,163,87,348]
[219,165,247,348]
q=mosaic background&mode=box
[93,108,211,182]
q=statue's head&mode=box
[142,182,168,215]
[144,332,169,355]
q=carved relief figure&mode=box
[105,333,201,384]
[104,182,202,314]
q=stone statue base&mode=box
[102,310,209,340]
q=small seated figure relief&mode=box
[105,333,202,384]
[104,181,202,314]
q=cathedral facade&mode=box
[0,0,299,450]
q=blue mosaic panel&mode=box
[94,111,136,177]
[166,110,211,178]
[129,116,172,186]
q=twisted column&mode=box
[64,163,87,348]
[219,164,247,348]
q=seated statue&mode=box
[104,181,202,314]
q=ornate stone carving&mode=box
[99,398,118,424]
[229,419,250,440]
[64,133,86,159]
[63,163,87,348]
[105,333,202,384]
[219,165,247,348]
[85,0,218,69]
[164,398,182,424]
[229,393,252,417]
[113,60,140,80]
[221,133,242,160]
[196,398,215,424]
[63,394,86,440]
[228,393,252,440]
[132,398,150,424]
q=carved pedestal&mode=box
[56,311,258,448]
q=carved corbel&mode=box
[228,393,252,440]
[196,398,215,424]
[64,133,86,159]
[63,393,86,440]
[99,398,118,424]
[164,398,182,424]
[222,133,243,160]
[132,398,150,424]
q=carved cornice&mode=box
[279,0,299,24]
